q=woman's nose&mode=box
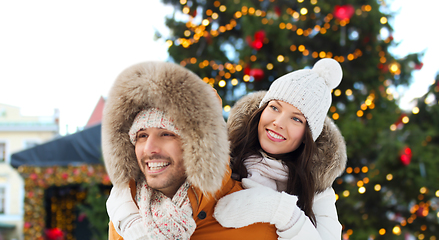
[273,117,285,129]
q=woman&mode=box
[214,58,347,239]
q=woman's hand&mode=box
[214,178,298,229]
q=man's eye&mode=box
[138,133,148,138]
[162,133,175,137]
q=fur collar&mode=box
[227,91,347,193]
[102,61,229,195]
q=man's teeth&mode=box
[268,130,284,140]
[148,162,170,170]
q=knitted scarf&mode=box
[136,179,196,240]
[244,153,289,192]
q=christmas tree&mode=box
[159,0,438,239]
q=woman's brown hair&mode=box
[229,102,317,226]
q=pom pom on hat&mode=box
[312,58,343,90]
[260,58,343,141]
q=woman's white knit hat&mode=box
[259,58,343,141]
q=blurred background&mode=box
[0,0,438,239]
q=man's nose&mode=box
[142,135,161,155]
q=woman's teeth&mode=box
[268,130,284,140]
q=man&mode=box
[102,61,277,239]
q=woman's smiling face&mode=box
[258,100,307,155]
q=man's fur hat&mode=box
[102,61,229,195]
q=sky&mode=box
[0,0,438,135]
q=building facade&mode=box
[0,103,58,240]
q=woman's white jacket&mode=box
[226,91,347,240]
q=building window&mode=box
[0,187,5,214]
[0,143,5,163]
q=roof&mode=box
[85,96,105,128]
[10,124,102,168]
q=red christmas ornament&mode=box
[190,9,197,18]
[45,228,64,240]
[378,63,388,73]
[249,68,264,81]
[244,65,251,75]
[78,213,87,222]
[205,32,212,45]
[333,5,355,21]
[400,146,412,166]
[414,62,424,70]
[274,6,281,16]
[247,30,266,50]
[254,30,266,41]
[416,206,428,217]
[251,40,263,50]
[363,36,370,44]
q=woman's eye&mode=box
[292,117,303,123]
[270,105,278,111]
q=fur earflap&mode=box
[102,61,229,195]
[227,91,347,193]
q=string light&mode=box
[386,173,393,181]
[374,184,381,191]
[218,80,226,87]
[389,62,401,75]
[172,2,369,65]
[392,225,401,235]
[277,55,285,62]
[18,165,110,240]
[412,107,420,114]
[334,89,341,96]
[266,63,274,70]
